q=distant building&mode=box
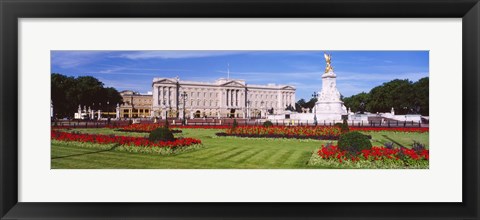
[119,90,152,118]
[152,77,296,119]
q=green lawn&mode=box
[51,128,428,169]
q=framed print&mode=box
[1,0,479,219]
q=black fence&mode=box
[52,119,426,128]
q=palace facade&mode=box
[152,78,296,119]
[119,90,153,118]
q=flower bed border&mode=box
[51,130,202,154]
[52,140,202,155]
[115,129,182,133]
[215,132,366,140]
[308,145,429,169]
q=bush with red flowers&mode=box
[309,143,429,168]
[217,126,344,140]
[51,130,202,155]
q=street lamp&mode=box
[180,91,188,125]
[107,100,111,124]
[312,92,318,126]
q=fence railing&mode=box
[52,119,426,128]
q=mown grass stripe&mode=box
[211,147,251,162]
[264,149,295,165]
[229,147,265,163]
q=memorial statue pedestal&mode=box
[313,70,347,120]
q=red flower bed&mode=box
[318,145,429,163]
[220,126,342,140]
[350,127,429,133]
[117,124,230,132]
[51,130,201,149]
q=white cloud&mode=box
[51,51,110,68]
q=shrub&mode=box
[148,127,175,142]
[334,122,349,133]
[384,142,394,149]
[412,141,426,152]
[263,120,273,127]
[338,131,372,155]
[164,118,169,128]
[342,119,350,132]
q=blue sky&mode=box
[51,50,429,101]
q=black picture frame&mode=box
[1,0,479,219]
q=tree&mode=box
[51,73,77,118]
[295,97,317,113]
[412,77,429,115]
[305,97,317,110]
[343,92,369,113]
[367,79,414,114]
[295,98,307,112]
[51,73,123,118]
[342,77,428,116]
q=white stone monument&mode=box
[116,103,120,119]
[313,53,347,121]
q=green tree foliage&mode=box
[412,77,429,116]
[342,77,429,115]
[295,98,306,113]
[51,73,123,118]
[342,92,369,113]
[295,97,317,113]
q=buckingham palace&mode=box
[152,77,296,119]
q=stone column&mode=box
[291,92,295,107]
[235,90,239,106]
[158,86,162,105]
[231,89,234,107]
[172,87,177,108]
[153,85,158,107]
[226,89,229,107]
[168,87,171,106]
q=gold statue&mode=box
[324,52,333,73]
